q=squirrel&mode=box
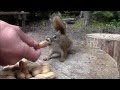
[43,15,73,62]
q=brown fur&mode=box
[44,15,73,62]
[52,16,66,34]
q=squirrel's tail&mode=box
[52,15,66,34]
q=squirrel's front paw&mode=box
[43,57,50,61]
[59,58,66,62]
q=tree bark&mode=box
[83,11,91,26]
[78,11,91,31]
[79,11,91,26]
[79,11,84,18]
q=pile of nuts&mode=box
[0,58,55,79]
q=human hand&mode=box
[0,20,41,66]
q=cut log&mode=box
[85,33,120,76]
[62,18,75,24]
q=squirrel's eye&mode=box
[54,36,57,39]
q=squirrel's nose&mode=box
[46,38,50,42]
[46,38,52,45]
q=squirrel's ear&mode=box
[58,11,62,17]
[49,14,52,21]
[49,14,52,18]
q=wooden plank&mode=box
[0,11,30,29]
[0,12,30,15]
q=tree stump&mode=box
[85,33,120,76]
[42,48,119,79]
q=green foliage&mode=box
[61,11,79,18]
[94,11,113,18]
[85,20,120,33]
[92,11,114,22]
[70,20,83,29]
[61,11,80,16]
